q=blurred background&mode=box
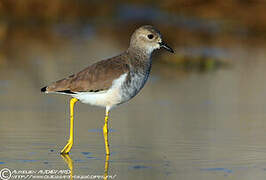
[1,0,266,180]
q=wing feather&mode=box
[44,54,130,93]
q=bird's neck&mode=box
[127,47,152,63]
[126,47,152,73]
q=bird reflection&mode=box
[60,154,73,180]
[104,154,110,180]
[61,154,110,180]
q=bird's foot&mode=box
[60,140,73,154]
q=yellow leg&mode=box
[61,98,78,154]
[103,109,110,155]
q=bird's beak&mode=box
[159,42,174,53]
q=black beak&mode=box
[159,42,174,53]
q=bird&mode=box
[41,25,174,155]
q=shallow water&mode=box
[1,22,266,180]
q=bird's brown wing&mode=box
[45,54,130,93]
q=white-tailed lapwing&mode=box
[41,25,174,155]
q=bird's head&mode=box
[129,25,174,55]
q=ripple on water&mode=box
[81,152,91,155]
[200,167,233,174]
[130,165,152,170]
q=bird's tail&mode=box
[41,86,47,93]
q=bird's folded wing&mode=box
[46,56,130,93]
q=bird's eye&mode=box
[147,34,154,39]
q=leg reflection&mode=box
[104,154,110,180]
[60,152,110,180]
[61,154,73,180]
